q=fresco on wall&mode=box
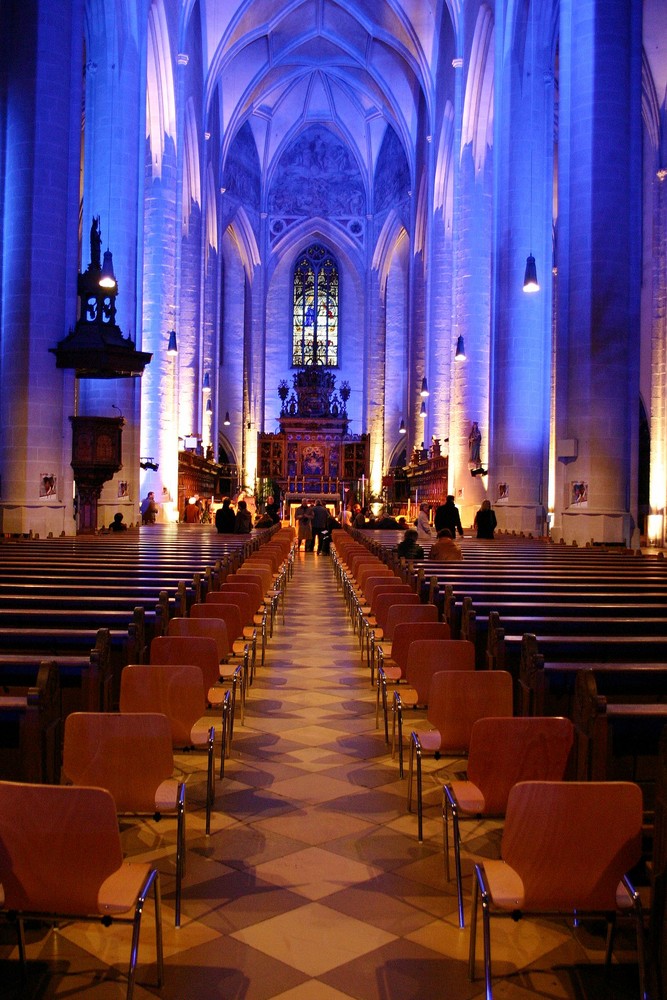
[223,121,261,212]
[268,125,366,245]
[374,125,410,215]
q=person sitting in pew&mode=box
[429,528,463,561]
[109,512,128,532]
[396,529,424,561]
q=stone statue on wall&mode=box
[90,216,102,270]
[469,421,482,464]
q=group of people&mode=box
[294,499,341,553]
[215,494,281,534]
[395,495,498,562]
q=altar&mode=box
[257,366,369,502]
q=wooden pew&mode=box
[570,670,667,806]
[0,660,61,783]
[518,632,667,717]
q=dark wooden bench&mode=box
[570,670,667,807]
[0,660,61,783]
[518,633,667,717]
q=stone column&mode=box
[553,0,642,545]
[0,0,83,536]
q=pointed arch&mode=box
[225,206,261,278]
[373,210,409,297]
[183,95,202,232]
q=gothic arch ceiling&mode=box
[189,0,449,189]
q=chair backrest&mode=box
[63,712,174,813]
[426,669,514,753]
[374,592,420,630]
[466,716,574,815]
[383,602,439,641]
[366,581,412,609]
[191,602,244,641]
[363,574,401,603]
[168,615,231,660]
[120,663,205,745]
[404,638,473,701]
[205,590,253,625]
[356,561,391,588]
[150,635,220,689]
[502,780,643,910]
[390,623,452,676]
[221,580,262,612]
[230,569,272,594]
[0,780,124,915]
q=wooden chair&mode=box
[443,715,574,927]
[151,633,242,733]
[371,602,440,684]
[468,780,647,1000]
[375,622,452,740]
[203,592,258,670]
[63,711,186,927]
[407,670,514,841]
[168,615,245,729]
[393,638,475,776]
[120,663,217,827]
[362,592,420,673]
[0,780,163,1000]
[212,585,267,662]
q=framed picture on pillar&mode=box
[39,474,57,498]
[571,481,588,506]
[497,483,509,501]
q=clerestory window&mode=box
[292,244,339,366]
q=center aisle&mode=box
[197,546,467,999]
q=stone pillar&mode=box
[490,2,551,537]
[648,169,667,545]
[0,0,83,536]
[553,0,642,546]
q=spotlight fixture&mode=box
[470,466,488,477]
[140,457,159,471]
[399,419,407,434]
[167,330,177,355]
[420,401,427,418]
[99,249,117,289]
[523,253,539,293]
[455,335,466,361]
[420,377,429,398]
[202,372,210,389]
[206,398,212,412]
[223,411,231,426]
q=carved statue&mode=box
[90,216,102,270]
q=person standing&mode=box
[311,500,329,553]
[474,499,497,539]
[352,504,366,528]
[294,499,314,549]
[140,491,158,525]
[416,503,434,536]
[215,497,236,533]
[434,495,464,537]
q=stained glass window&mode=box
[292,244,339,366]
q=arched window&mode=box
[292,244,339,366]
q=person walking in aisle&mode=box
[474,499,498,539]
[434,495,464,537]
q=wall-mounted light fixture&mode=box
[420,401,427,418]
[223,411,231,426]
[167,330,177,355]
[202,372,210,390]
[523,253,539,292]
[99,249,117,289]
[455,335,466,361]
[206,398,212,412]
[399,418,406,434]
[420,377,429,398]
